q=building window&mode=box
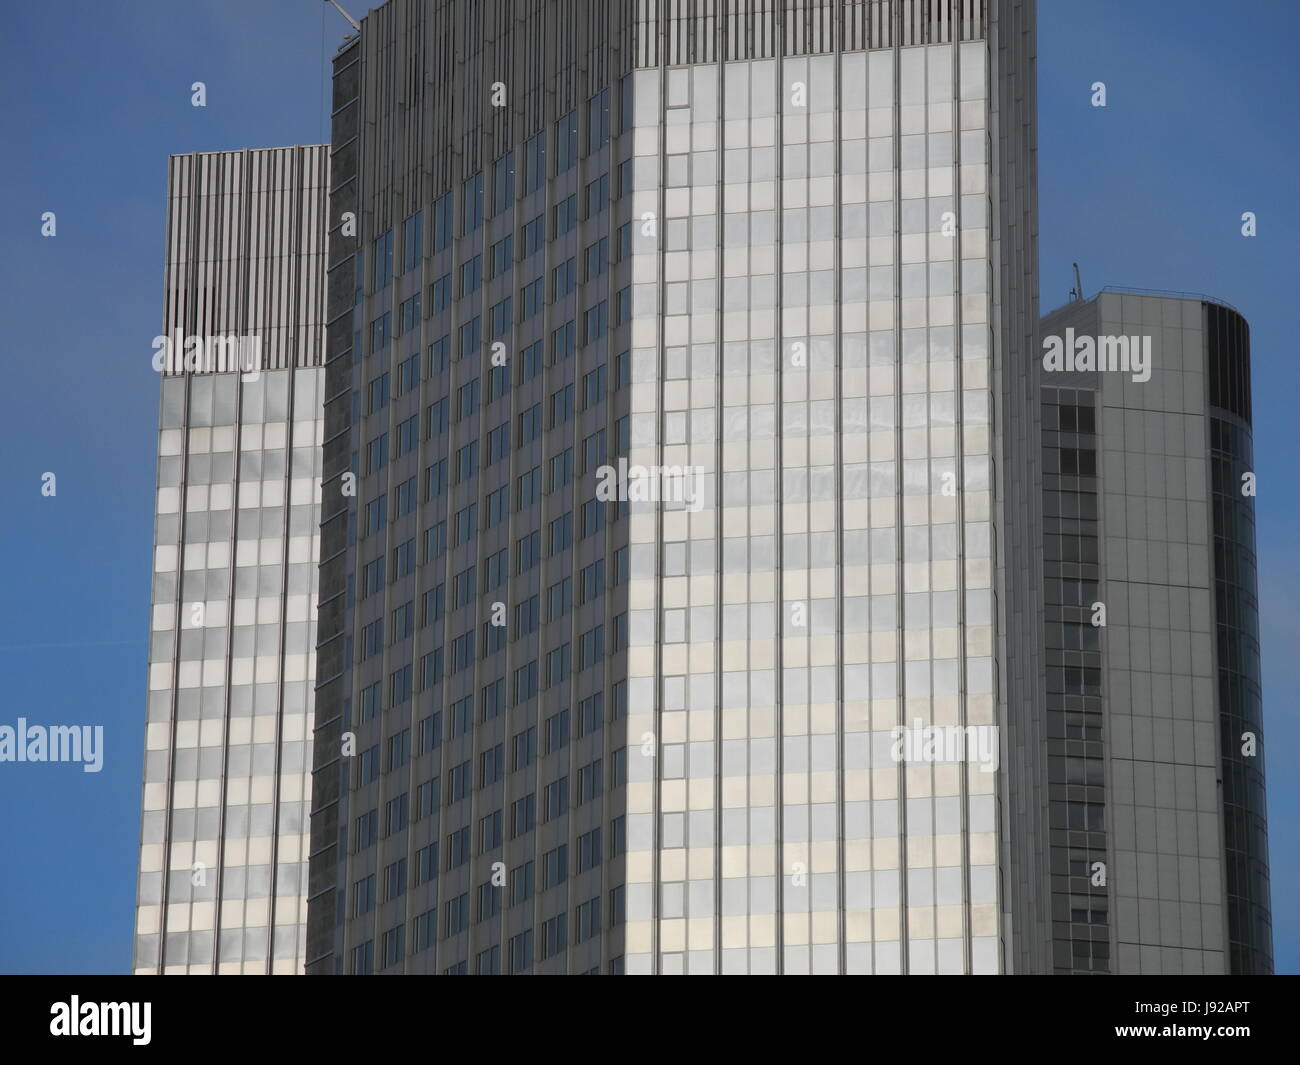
[577,758,603,804]
[542,843,568,888]
[584,300,607,344]
[521,214,544,258]
[513,659,538,702]
[462,171,484,233]
[509,929,533,973]
[477,881,502,923]
[584,173,609,218]
[552,256,577,300]
[478,808,503,853]
[384,858,407,901]
[516,467,541,510]
[548,511,572,554]
[354,809,378,851]
[511,793,536,838]
[550,320,575,363]
[425,395,449,437]
[519,340,543,383]
[489,296,512,338]
[576,826,602,872]
[459,254,482,297]
[553,194,578,237]
[448,757,471,801]
[491,150,515,216]
[512,726,537,770]
[446,826,471,869]
[444,892,470,936]
[372,230,393,290]
[370,311,391,354]
[401,210,422,274]
[429,273,451,312]
[578,691,603,735]
[352,874,376,917]
[399,293,421,335]
[549,383,574,428]
[545,709,569,754]
[587,88,610,152]
[459,316,481,361]
[547,576,572,621]
[1066,801,1105,831]
[490,234,513,278]
[419,710,443,753]
[432,191,453,252]
[543,777,568,823]
[415,842,439,885]
[555,109,578,172]
[540,912,567,960]
[478,743,505,788]
[386,730,411,773]
[523,130,546,193]
[412,909,436,953]
[367,371,390,413]
[545,641,570,686]
[575,896,601,943]
[350,939,374,975]
[509,861,535,906]
[424,520,447,561]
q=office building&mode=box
[307,0,1046,976]
[1038,287,1271,974]
[133,145,329,974]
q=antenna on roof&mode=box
[1070,262,1084,302]
[324,0,360,32]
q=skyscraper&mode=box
[307,0,1047,975]
[1038,287,1271,974]
[133,146,329,974]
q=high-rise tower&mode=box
[307,0,1043,975]
[134,145,329,974]
[1038,287,1271,974]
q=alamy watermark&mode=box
[50,997,151,1045]
[0,718,104,772]
[150,329,263,381]
[1043,328,1151,383]
[890,720,1000,773]
[595,458,705,513]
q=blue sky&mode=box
[0,0,1294,974]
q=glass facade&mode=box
[134,146,328,974]
[1040,386,1109,973]
[622,43,1002,976]
[1206,303,1270,974]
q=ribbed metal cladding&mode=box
[347,0,636,229]
[638,0,989,65]
[162,147,329,374]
